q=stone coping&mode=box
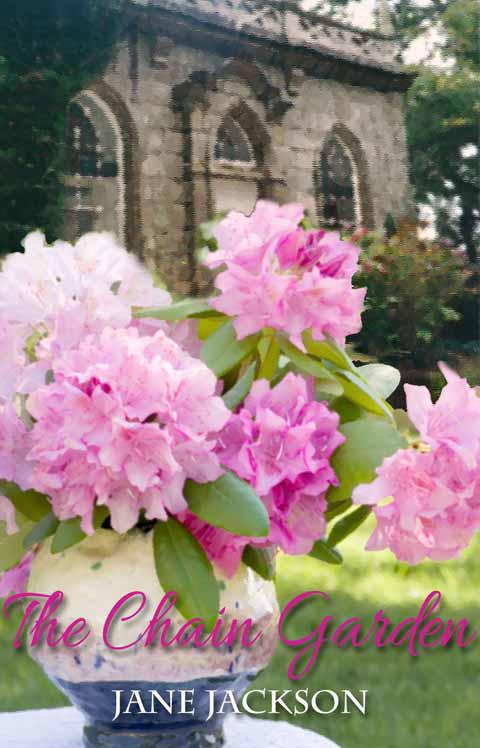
[132,0,405,74]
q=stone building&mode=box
[64,0,413,294]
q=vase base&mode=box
[83,722,225,748]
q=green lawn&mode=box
[1,522,478,747]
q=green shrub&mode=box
[352,224,476,368]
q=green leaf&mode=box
[133,298,221,321]
[356,364,401,399]
[51,519,84,554]
[327,506,372,548]
[315,377,344,398]
[198,317,226,340]
[23,512,59,550]
[51,507,110,554]
[242,545,276,580]
[0,481,51,522]
[201,320,260,377]
[327,416,407,504]
[0,514,35,573]
[196,214,226,252]
[184,471,269,538]
[330,396,364,424]
[325,499,352,522]
[153,518,219,630]
[334,369,393,420]
[24,325,48,363]
[222,362,256,411]
[309,539,343,565]
[258,335,280,381]
[278,337,337,381]
[302,331,354,370]
[394,408,419,438]
[271,363,296,387]
[345,345,375,363]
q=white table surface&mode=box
[0,707,341,747]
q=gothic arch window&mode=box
[214,115,254,165]
[320,135,360,229]
[64,91,125,242]
[210,108,265,216]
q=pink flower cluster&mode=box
[184,374,344,576]
[0,231,171,389]
[0,231,181,595]
[204,201,365,347]
[0,403,32,491]
[0,403,36,597]
[0,402,32,538]
[26,327,230,535]
[180,513,249,579]
[0,552,35,599]
[0,322,27,403]
[2,204,477,596]
[353,364,480,564]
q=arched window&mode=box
[214,116,253,164]
[320,136,358,229]
[66,103,101,177]
[64,92,125,242]
[211,110,260,215]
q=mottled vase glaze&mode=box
[28,530,279,747]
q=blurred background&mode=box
[1,0,478,361]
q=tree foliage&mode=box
[441,0,479,68]
[405,0,479,261]
[0,1,125,254]
[407,66,479,261]
[389,0,450,46]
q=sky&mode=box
[300,0,451,68]
[301,0,376,29]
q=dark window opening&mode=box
[321,137,356,229]
[215,116,252,163]
[66,102,117,178]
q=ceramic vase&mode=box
[27,529,279,747]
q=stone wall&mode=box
[87,11,412,295]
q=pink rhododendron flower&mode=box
[0,319,49,399]
[26,327,230,534]
[0,231,171,371]
[0,322,26,402]
[0,402,31,546]
[179,512,250,578]
[0,495,18,536]
[353,365,480,563]
[204,203,365,347]
[168,319,203,359]
[0,552,35,599]
[0,402,32,490]
[204,200,305,271]
[353,447,480,564]
[405,362,480,468]
[200,373,344,566]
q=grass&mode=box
[1,521,478,747]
